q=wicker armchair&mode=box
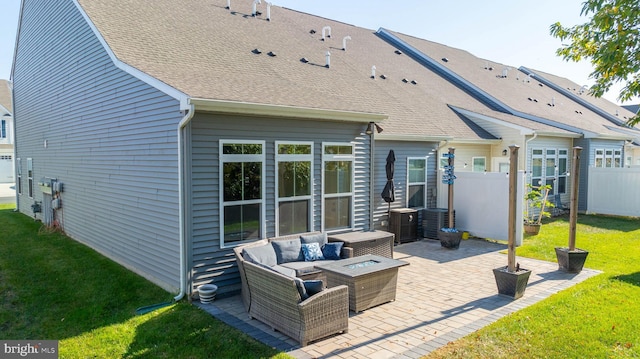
[243,261,349,346]
[233,232,353,312]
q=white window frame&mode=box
[16,158,22,195]
[530,148,568,195]
[471,157,486,172]
[595,149,605,168]
[219,140,266,248]
[27,158,34,198]
[275,141,314,236]
[614,149,622,167]
[322,142,355,232]
[594,147,622,168]
[1,119,6,139]
[406,156,428,209]
[557,149,568,195]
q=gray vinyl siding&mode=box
[12,0,182,291]
[373,141,438,231]
[574,138,590,211]
[189,113,371,294]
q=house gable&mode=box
[12,0,184,291]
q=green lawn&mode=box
[3,204,639,358]
[0,208,291,359]
[427,214,640,358]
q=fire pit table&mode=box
[316,254,409,312]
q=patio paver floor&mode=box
[196,238,600,358]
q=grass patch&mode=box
[427,214,640,358]
[0,209,291,358]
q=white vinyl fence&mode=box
[587,167,640,217]
[437,171,525,245]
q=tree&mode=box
[550,0,640,126]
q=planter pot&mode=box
[524,223,541,235]
[438,230,462,249]
[555,247,589,273]
[492,266,532,299]
[198,284,218,304]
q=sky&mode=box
[0,0,633,105]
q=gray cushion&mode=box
[300,232,327,247]
[271,265,296,277]
[281,260,334,276]
[242,244,277,267]
[271,238,304,264]
[293,277,309,300]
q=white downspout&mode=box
[523,131,538,187]
[174,102,195,301]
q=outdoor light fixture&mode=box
[502,149,508,156]
[365,122,383,135]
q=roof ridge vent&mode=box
[252,0,261,17]
[322,26,331,41]
[266,2,271,21]
[578,85,588,95]
[342,36,351,51]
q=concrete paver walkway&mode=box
[197,238,600,359]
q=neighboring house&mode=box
[0,79,14,183]
[378,29,639,211]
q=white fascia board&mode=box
[449,138,503,145]
[534,131,581,139]
[604,125,640,140]
[73,1,190,111]
[189,98,388,123]
[449,106,535,136]
[376,134,452,142]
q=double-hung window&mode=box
[545,149,557,195]
[220,141,264,247]
[276,142,313,236]
[323,143,354,231]
[531,149,543,189]
[16,158,22,195]
[27,158,33,198]
[1,119,6,139]
[472,157,486,172]
[407,157,427,208]
[557,150,568,194]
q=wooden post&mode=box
[447,147,455,229]
[508,145,519,272]
[568,146,582,251]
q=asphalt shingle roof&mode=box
[0,80,12,113]
[389,30,636,138]
[77,0,549,141]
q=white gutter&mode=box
[174,102,195,301]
